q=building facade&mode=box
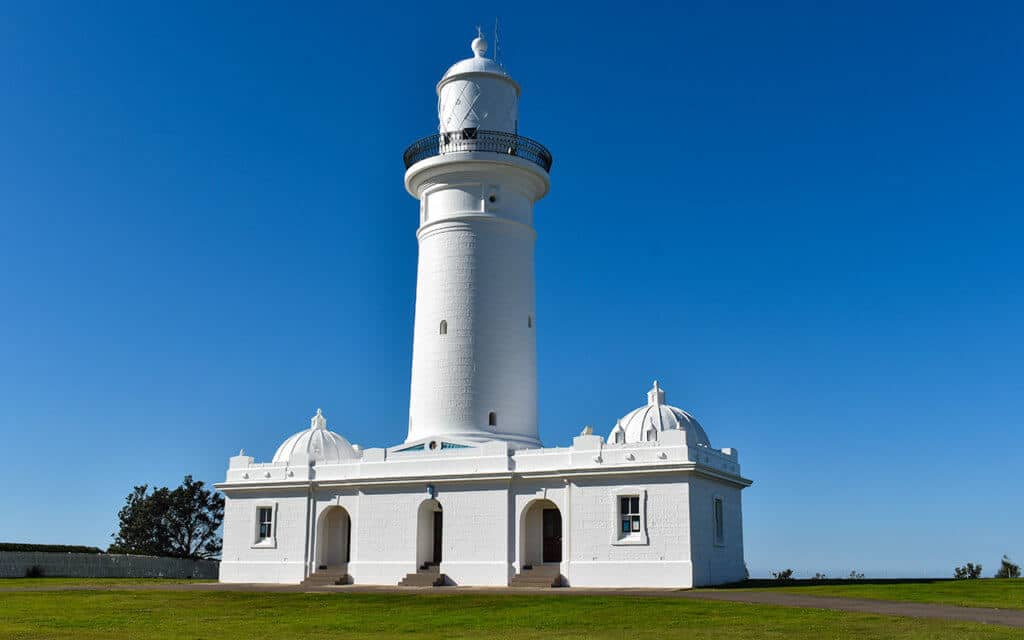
[217,34,751,588]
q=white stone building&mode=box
[217,34,751,588]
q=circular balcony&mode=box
[403,129,553,173]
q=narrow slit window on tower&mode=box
[439,320,447,335]
[488,411,497,426]
[528,315,533,328]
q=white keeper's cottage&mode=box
[217,33,752,588]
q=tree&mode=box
[108,485,171,557]
[995,556,1021,579]
[772,569,794,580]
[954,563,983,579]
[109,475,224,560]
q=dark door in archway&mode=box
[542,508,562,563]
[432,511,443,564]
[345,517,351,563]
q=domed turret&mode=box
[437,33,520,135]
[609,382,711,446]
[272,408,359,465]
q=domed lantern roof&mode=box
[272,408,359,465]
[438,33,520,92]
[609,382,711,446]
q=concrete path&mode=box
[3,582,1023,629]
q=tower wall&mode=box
[407,167,539,448]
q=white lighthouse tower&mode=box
[403,33,552,449]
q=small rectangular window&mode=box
[620,496,640,535]
[258,507,273,541]
[713,498,724,545]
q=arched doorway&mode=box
[317,506,351,569]
[416,499,443,568]
[520,499,562,567]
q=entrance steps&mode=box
[511,564,563,588]
[301,566,351,587]
[398,562,448,587]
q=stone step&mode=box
[300,571,351,586]
[521,564,560,574]
[398,570,448,587]
[511,566,563,588]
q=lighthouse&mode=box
[403,34,552,449]
[220,30,751,589]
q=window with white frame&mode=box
[620,496,641,535]
[611,489,648,545]
[257,507,274,542]
[713,498,724,545]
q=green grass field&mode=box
[0,578,215,589]
[732,579,1024,611]
[0,585,1020,640]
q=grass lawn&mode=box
[730,579,1024,611]
[0,589,1020,640]
[0,578,215,589]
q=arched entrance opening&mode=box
[316,506,351,569]
[416,499,443,568]
[520,499,561,568]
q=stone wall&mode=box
[0,552,219,579]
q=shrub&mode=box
[0,543,102,554]
[772,569,794,580]
[24,565,44,578]
[995,556,1021,579]
[954,563,983,579]
[812,572,828,580]
[848,570,865,580]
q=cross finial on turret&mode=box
[310,407,327,430]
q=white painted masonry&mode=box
[218,34,752,588]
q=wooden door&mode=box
[432,511,443,564]
[542,508,562,563]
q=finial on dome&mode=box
[471,28,488,58]
[311,408,327,430]
[647,380,666,406]
[238,448,245,456]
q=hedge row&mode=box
[0,543,103,554]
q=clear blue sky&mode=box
[1,2,1021,578]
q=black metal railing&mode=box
[403,129,553,172]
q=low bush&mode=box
[0,543,103,554]
[24,565,44,578]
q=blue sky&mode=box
[1,2,1021,578]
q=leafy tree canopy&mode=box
[108,475,224,560]
[995,555,1021,579]
[954,562,983,579]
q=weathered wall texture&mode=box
[0,552,219,579]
